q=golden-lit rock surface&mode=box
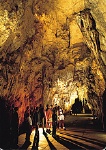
[0,0,106,124]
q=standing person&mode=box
[11,107,19,148]
[24,106,30,120]
[59,109,66,130]
[32,106,39,148]
[25,112,32,145]
[39,104,45,132]
[50,105,53,111]
[0,99,11,149]
[57,106,60,128]
[102,88,106,131]
[45,104,52,133]
[33,107,39,128]
[52,109,57,137]
[30,106,34,125]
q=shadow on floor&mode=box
[19,141,31,149]
[43,130,57,150]
[54,130,106,150]
[53,135,85,150]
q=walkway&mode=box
[18,114,106,150]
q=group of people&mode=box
[23,103,66,145]
[45,104,66,135]
[0,98,66,149]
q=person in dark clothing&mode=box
[39,104,45,128]
[24,106,32,145]
[52,109,57,137]
[33,107,39,128]
[25,112,32,145]
[11,107,19,148]
[102,88,106,131]
[24,106,30,120]
[32,107,40,148]
[0,98,11,149]
[30,106,34,125]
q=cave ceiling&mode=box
[0,0,106,120]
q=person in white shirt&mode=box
[59,110,66,130]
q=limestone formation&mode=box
[0,0,106,125]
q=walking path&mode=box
[18,114,106,150]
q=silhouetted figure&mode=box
[33,107,39,127]
[57,106,61,128]
[32,123,39,149]
[30,106,34,124]
[25,112,32,145]
[32,106,40,149]
[11,107,19,148]
[102,88,106,131]
[39,104,45,130]
[0,98,6,148]
[52,109,57,137]
[24,106,30,120]
[0,97,12,149]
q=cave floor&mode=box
[18,114,106,150]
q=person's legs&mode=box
[61,120,66,129]
[45,117,48,128]
[59,120,61,128]
[52,122,56,136]
[61,120,64,128]
[47,121,52,133]
[42,117,45,133]
[11,129,18,148]
[49,121,52,128]
[14,131,18,147]
[26,131,30,142]
[42,117,45,128]
[26,127,32,144]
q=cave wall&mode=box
[0,0,106,123]
[0,0,44,123]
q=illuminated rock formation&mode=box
[0,0,106,125]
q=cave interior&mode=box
[0,0,106,129]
